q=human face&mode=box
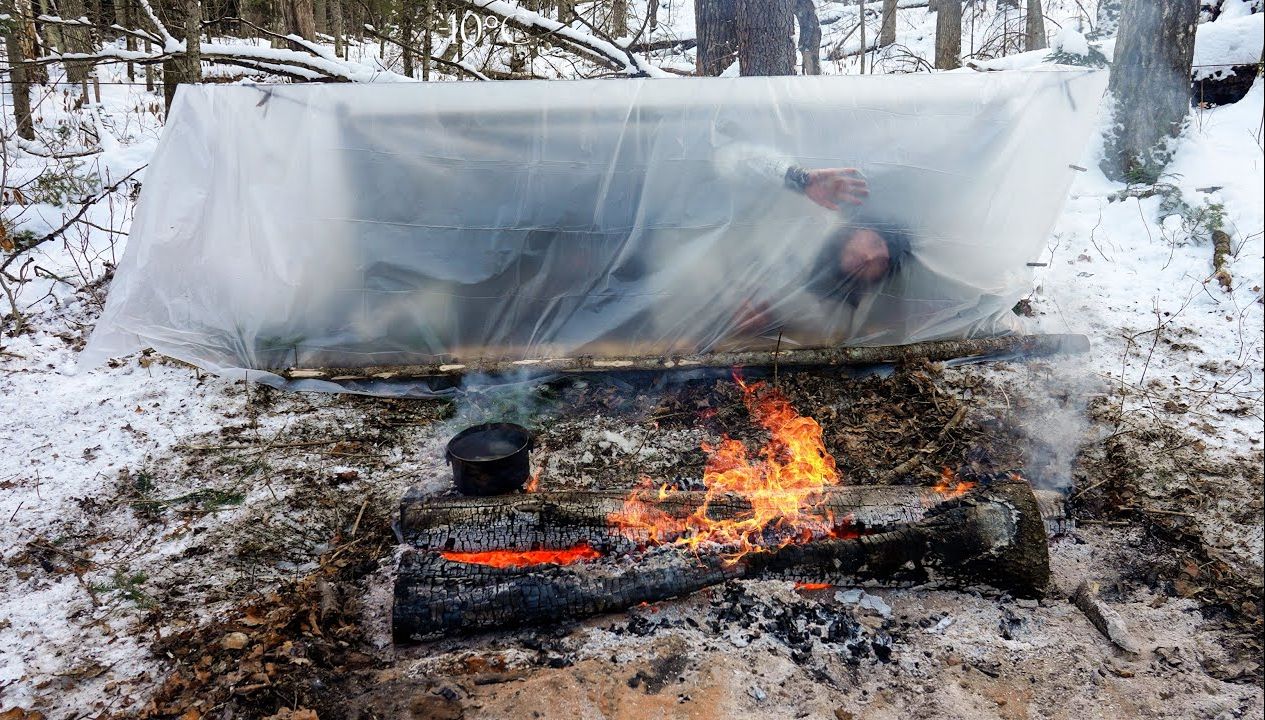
[838,228,891,285]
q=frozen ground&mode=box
[2,1,1262,717]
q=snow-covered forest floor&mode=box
[2,1,1263,718]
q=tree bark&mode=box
[695,0,738,75]
[736,0,795,76]
[1101,0,1200,182]
[609,0,628,37]
[330,0,344,57]
[398,485,1071,552]
[283,0,317,39]
[281,334,1092,381]
[184,0,202,84]
[393,479,1051,639]
[11,0,49,84]
[421,0,433,80]
[858,0,867,72]
[793,0,821,75]
[1025,0,1046,51]
[879,0,897,46]
[400,0,415,76]
[58,0,94,83]
[934,0,961,70]
[314,0,328,33]
[115,0,136,81]
[2,0,37,140]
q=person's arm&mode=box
[712,141,869,211]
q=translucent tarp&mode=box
[83,72,1107,393]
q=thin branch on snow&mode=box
[0,166,146,276]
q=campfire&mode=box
[393,375,1059,642]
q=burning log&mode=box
[398,483,1070,554]
[393,479,1052,640]
[285,333,1090,381]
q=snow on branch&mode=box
[14,13,413,83]
[459,0,668,78]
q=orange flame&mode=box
[609,373,842,563]
[794,582,832,591]
[440,543,600,569]
[524,470,541,493]
[933,467,976,499]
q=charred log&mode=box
[399,484,1070,553]
[393,480,1051,640]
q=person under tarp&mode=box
[81,73,1107,394]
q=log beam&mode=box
[393,480,1051,640]
[286,334,1091,381]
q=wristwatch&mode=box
[784,165,811,193]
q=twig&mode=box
[350,499,369,538]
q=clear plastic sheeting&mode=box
[83,72,1107,394]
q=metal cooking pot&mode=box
[445,422,534,496]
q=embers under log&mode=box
[392,479,1055,641]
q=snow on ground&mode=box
[2,1,1263,716]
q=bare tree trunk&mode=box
[115,0,137,81]
[421,0,433,80]
[12,0,49,84]
[1025,0,1046,51]
[736,0,795,76]
[793,0,820,75]
[37,0,64,57]
[609,0,627,37]
[1101,0,1199,181]
[934,0,961,70]
[184,0,202,83]
[648,0,659,32]
[880,0,897,45]
[859,0,866,72]
[58,0,93,83]
[330,0,344,57]
[2,0,37,140]
[314,0,328,33]
[283,0,317,39]
[695,0,738,75]
[400,0,414,77]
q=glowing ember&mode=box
[440,543,600,569]
[933,468,977,498]
[794,582,832,591]
[609,373,843,563]
[524,470,541,493]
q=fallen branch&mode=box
[283,333,1091,381]
[1211,229,1232,291]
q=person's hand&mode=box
[804,168,868,211]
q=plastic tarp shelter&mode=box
[83,71,1107,395]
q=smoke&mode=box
[1010,356,1108,492]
